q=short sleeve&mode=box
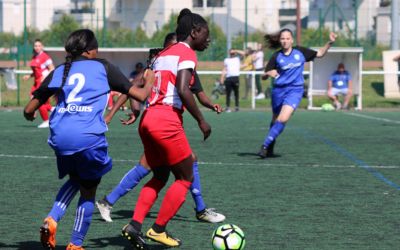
[265,52,279,72]
[177,47,197,71]
[99,59,132,94]
[296,46,317,62]
[190,71,203,94]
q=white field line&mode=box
[0,153,399,169]
[344,112,400,125]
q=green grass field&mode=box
[1,109,400,249]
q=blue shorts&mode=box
[271,86,303,115]
[56,146,112,180]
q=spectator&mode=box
[220,49,241,112]
[234,47,254,99]
[327,63,353,110]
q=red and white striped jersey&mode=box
[147,42,197,110]
[30,51,53,86]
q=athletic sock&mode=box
[190,161,206,212]
[155,180,191,227]
[48,179,79,222]
[132,177,166,224]
[263,121,285,147]
[106,164,150,205]
[70,197,95,246]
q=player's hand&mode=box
[23,110,35,121]
[213,104,222,114]
[198,120,211,141]
[143,69,155,86]
[329,32,337,43]
[119,112,138,125]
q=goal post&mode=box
[308,47,363,110]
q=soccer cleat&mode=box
[146,228,181,247]
[40,216,57,250]
[122,224,148,250]
[38,120,50,128]
[66,243,85,250]
[95,198,113,222]
[196,208,226,223]
[257,145,268,158]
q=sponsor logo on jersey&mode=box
[281,62,302,70]
[58,104,93,114]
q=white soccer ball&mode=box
[212,224,245,250]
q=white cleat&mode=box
[96,199,113,222]
[37,120,49,128]
[196,208,226,223]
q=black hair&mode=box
[264,28,293,49]
[58,29,98,96]
[175,8,208,42]
[163,32,177,48]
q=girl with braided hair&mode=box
[23,29,154,250]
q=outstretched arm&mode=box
[316,32,337,58]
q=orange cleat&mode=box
[66,243,85,250]
[40,216,57,250]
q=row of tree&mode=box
[0,14,388,61]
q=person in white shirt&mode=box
[220,49,241,112]
[253,43,265,99]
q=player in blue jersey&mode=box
[257,29,336,158]
[23,29,154,250]
[327,63,353,110]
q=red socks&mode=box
[155,180,191,227]
[132,178,166,223]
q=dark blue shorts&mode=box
[56,146,112,180]
[271,86,304,114]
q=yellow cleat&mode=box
[66,243,85,250]
[146,228,181,247]
[40,216,57,250]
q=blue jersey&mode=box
[265,46,317,87]
[33,56,132,155]
[329,70,351,89]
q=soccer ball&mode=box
[211,224,245,250]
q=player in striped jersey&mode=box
[96,32,225,224]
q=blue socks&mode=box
[106,164,150,205]
[190,161,207,212]
[70,197,95,246]
[48,179,79,222]
[263,121,285,147]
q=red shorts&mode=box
[139,106,192,168]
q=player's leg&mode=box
[145,156,193,247]
[96,154,151,222]
[258,87,301,158]
[68,178,100,249]
[123,167,169,250]
[190,153,226,223]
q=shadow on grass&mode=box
[93,210,196,223]
[88,235,171,249]
[371,82,384,96]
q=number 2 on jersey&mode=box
[66,73,85,103]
